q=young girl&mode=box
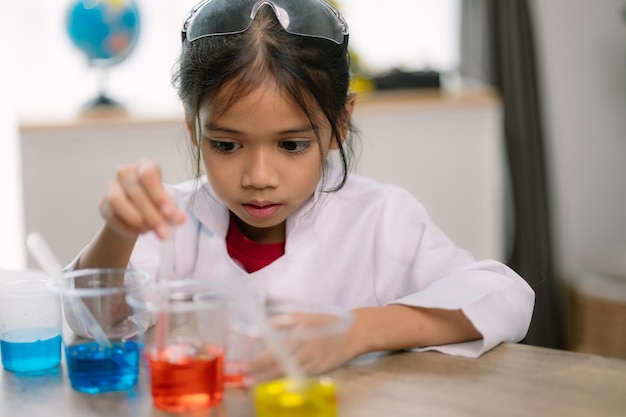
[74,0,534,379]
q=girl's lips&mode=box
[243,203,280,219]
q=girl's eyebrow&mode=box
[205,123,240,134]
[205,122,315,135]
[204,122,239,134]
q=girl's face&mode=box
[193,84,342,244]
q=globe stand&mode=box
[82,93,124,111]
[79,66,127,116]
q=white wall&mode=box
[13,0,198,122]
[0,2,25,269]
[12,0,459,122]
[531,0,626,280]
[340,0,460,73]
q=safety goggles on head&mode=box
[182,0,349,45]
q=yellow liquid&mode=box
[254,377,337,417]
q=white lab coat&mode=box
[128,171,535,358]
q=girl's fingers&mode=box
[249,350,284,383]
[118,162,167,234]
[99,202,147,239]
[101,180,148,235]
[136,159,170,211]
[101,160,181,239]
[135,159,187,234]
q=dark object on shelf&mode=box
[373,69,441,90]
[82,93,124,110]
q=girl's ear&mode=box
[184,106,199,147]
[331,92,357,149]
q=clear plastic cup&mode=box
[127,279,229,413]
[220,285,266,388]
[51,268,150,393]
[252,304,354,417]
[0,279,62,373]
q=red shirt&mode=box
[226,218,285,273]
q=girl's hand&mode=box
[99,158,186,240]
[249,311,354,383]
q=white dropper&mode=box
[154,226,174,355]
[26,232,112,350]
[219,265,306,388]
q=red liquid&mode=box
[225,372,245,387]
[147,345,224,413]
[225,360,250,388]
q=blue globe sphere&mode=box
[66,0,141,66]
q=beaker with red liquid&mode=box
[127,279,229,412]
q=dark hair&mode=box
[172,5,356,192]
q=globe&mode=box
[66,0,141,110]
[67,0,140,65]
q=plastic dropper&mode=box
[154,225,174,356]
[219,265,307,388]
[26,232,112,350]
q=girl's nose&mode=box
[241,149,279,189]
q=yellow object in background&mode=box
[254,377,338,417]
[328,0,375,93]
[350,75,375,93]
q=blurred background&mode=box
[1,0,625,357]
[3,0,462,122]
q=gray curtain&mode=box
[460,0,561,348]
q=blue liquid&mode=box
[0,328,62,373]
[66,340,141,393]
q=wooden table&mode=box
[1,343,625,416]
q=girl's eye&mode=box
[210,140,241,153]
[280,140,310,153]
